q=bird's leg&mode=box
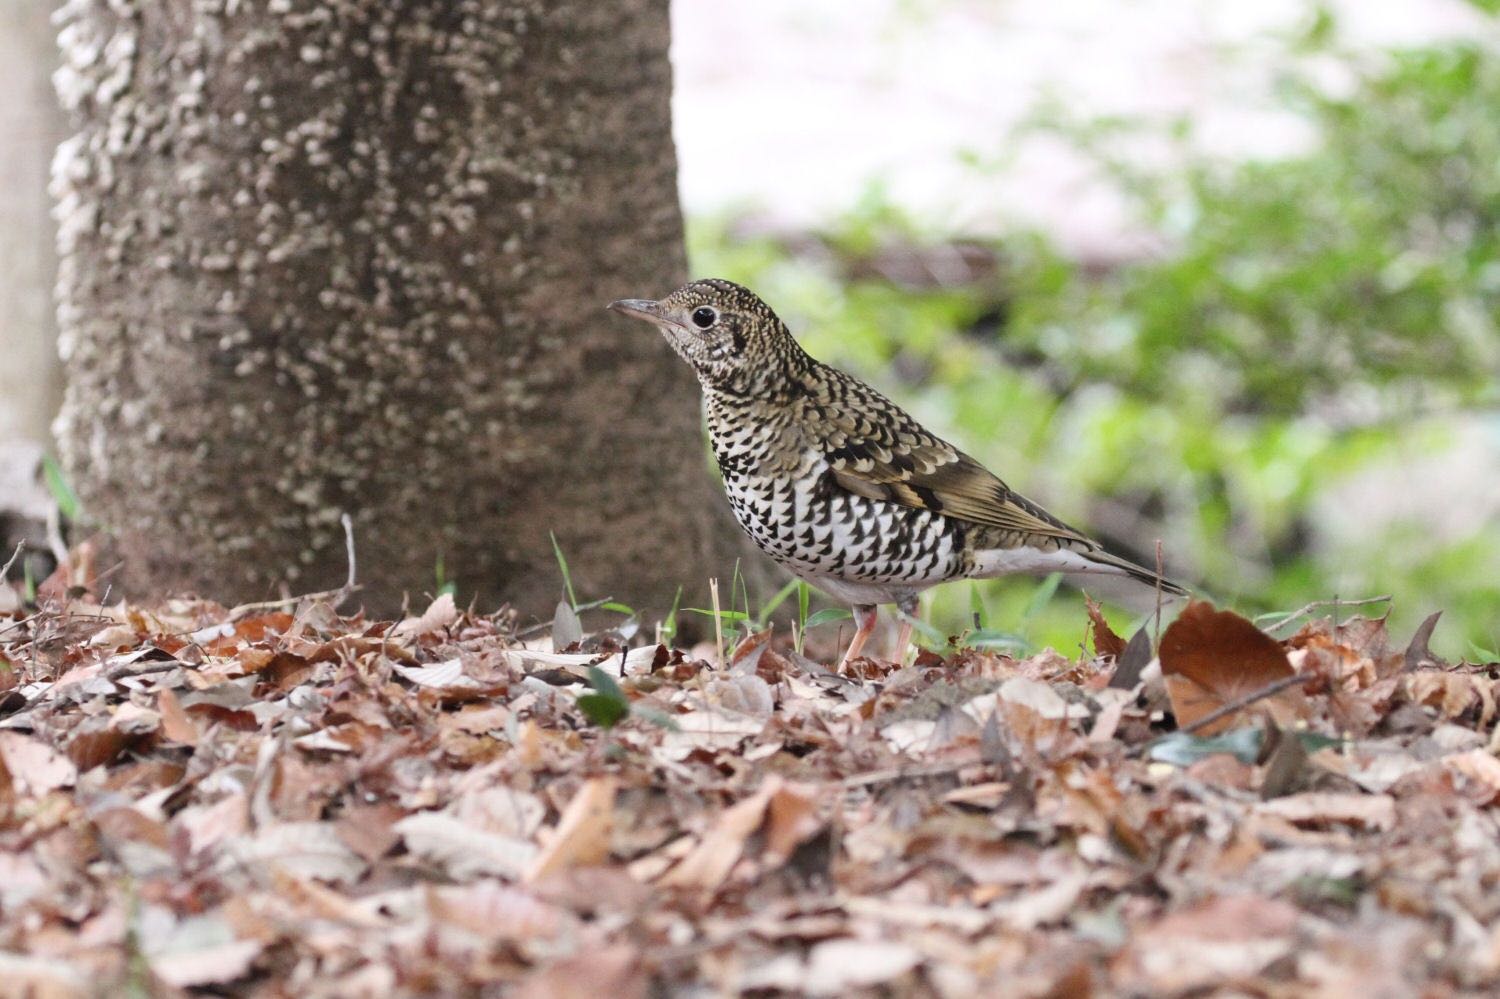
[840,604,879,669]
[892,595,920,665]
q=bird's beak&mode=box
[607,298,664,323]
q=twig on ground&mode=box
[228,512,359,620]
[842,755,984,788]
[1263,595,1391,634]
[1172,673,1309,740]
[1153,539,1165,647]
[105,658,181,681]
[44,505,68,568]
[0,541,23,580]
[709,577,724,668]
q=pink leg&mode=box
[839,604,879,669]
[891,595,919,664]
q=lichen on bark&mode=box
[52,0,752,616]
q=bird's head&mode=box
[609,278,806,393]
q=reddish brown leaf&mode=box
[1159,601,1303,735]
[157,688,200,746]
[525,777,616,883]
[1085,597,1127,659]
[65,717,132,771]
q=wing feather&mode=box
[809,371,1095,547]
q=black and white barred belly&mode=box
[708,413,966,587]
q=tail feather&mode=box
[971,544,1189,597]
[1074,547,1189,597]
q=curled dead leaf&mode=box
[1086,597,1127,659]
[525,777,616,883]
[1160,601,1304,736]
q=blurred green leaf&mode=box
[578,665,629,729]
[804,608,853,628]
[42,455,79,521]
[1150,728,1265,766]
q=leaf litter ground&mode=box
[2,584,1499,997]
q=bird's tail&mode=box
[1075,547,1189,597]
[971,543,1190,597]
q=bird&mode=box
[609,278,1187,666]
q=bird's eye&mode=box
[691,306,717,329]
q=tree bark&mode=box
[0,0,64,448]
[52,0,751,617]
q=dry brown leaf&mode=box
[64,716,133,772]
[396,811,537,881]
[763,780,822,861]
[513,945,646,999]
[427,881,573,942]
[393,591,460,638]
[151,937,263,989]
[174,794,250,855]
[1123,895,1300,994]
[803,938,922,995]
[1256,792,1396,830]
[0,951,91,999]
[1403,670,1496,727]
[0,732,77,796]
[525,777,616,883]
[1160,600,1303,735]
[156,688,199,746]
[225,821,367,884]
[658,779,780,891]
[1086,597,1127,659]
[1443,749,1500,803]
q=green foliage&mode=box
[688,13,1500,657]
[1006,38,1500,413]
[42,455,80,521]
[577,666,630,729]
[433,554,457,598]
[549,532,579,609]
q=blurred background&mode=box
[1,0,1496,657]
[673,0,1500,658]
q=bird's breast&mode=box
[704,403,965,588]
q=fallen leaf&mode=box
[1403,611,1443,671]
[659,779,779,891]
[1443,749,1500,803]
[1160,601,1303,735]
[395,811,537,880]
[1256,792,1396,831]
[525,777,616,882]
[803,938,921,995]
[0,732,77,796]
[156,688,199,745]
[427,881,573,941]
[0,951,90,998]
[225,822,367,884]
[1086,597,1127,659]
[394,592,460,638]
[1109,627,1154,690]
[1123,895,1300,993]
[513,945,645,999]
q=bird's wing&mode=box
[812,377,1096,547]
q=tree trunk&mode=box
[52,0,751,618]
[0,0,64,448]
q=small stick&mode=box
[1173,673,1307,738]
[1263,595,1390,634]
[44,504,68,568]
[1153,539,1166,647]
[338,511,356,593]
[709,577,724,668]
[228,513,359,620]
[842,756,983,788]
[0,541,23,581]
